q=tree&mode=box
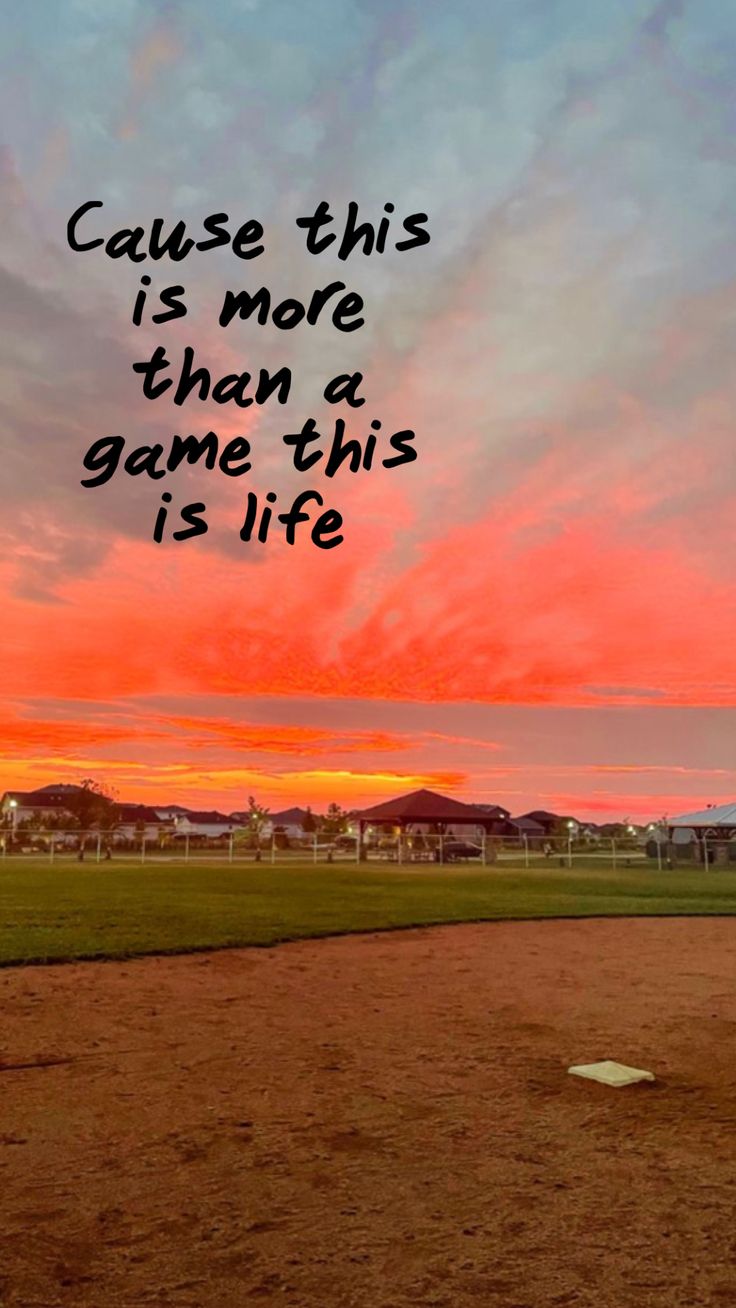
[24,812,47,832]
[64,779,117,832]
[548,816,579,850]
[44,812,72,832]
[244,796,270,848]
[302,806,317,834]
[320,802,350,836]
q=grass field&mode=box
[1,856,736,966]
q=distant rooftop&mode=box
[507,816,546,834]
[178,810,233,824]
[269,807,312,824]
[115,804,163,824]
[35,783,84,793]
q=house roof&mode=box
[179,810,233,824]
[357,788,494,825]
[114,804,163,824]
[517,810,561,824]
[35,783,84,793]
[3,788,80,809]
[507,817,546,834]
[269,807,311,825]
[669,802,736,828]
[474,803,511,819]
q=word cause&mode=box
[68,200,429,549]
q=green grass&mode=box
[1,857,735,967]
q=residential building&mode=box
[0,783,84,829]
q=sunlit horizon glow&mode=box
[2,2,734,822]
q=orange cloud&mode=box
[162,717,409,755]
[0,705,414,762]
[2,493,735,714]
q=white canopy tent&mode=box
[668,802,736,827]
[666,803,736,867]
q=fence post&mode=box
[49,834,55,866]
[96,833,102,864]
[439,833,444,866]
[611,838,617,870]
[141,835,146,865]
[228,832,234,864]
[398,833,403,865]
[567,835,573,869]
[523,833,529,869]
[185,833,190,864]
[313,834,318,864]
[703,835,709,871]
[271,834,276,865]
[481,833,486,866]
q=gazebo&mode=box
[356,787,499,861]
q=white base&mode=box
[568,1059,655,1087]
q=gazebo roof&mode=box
[357,788,492,825]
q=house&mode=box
[1,783,84,829]
[579,823,601,841]
[475,804,511,819]
[502,816,546,844]
[172,810,240,840]
[264,807,314,840]
[153,804,191,821]
[227,807,315,842]
[596,822,636,839]
[470,803,511,837]
[112,804,172,843]
[516,809,562,835]
[516,810,583,838]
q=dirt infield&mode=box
[2,918,736,1307]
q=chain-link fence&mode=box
[0,827,666,869]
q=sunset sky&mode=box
[2,0,735,819]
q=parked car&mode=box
[442,840,483,861]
